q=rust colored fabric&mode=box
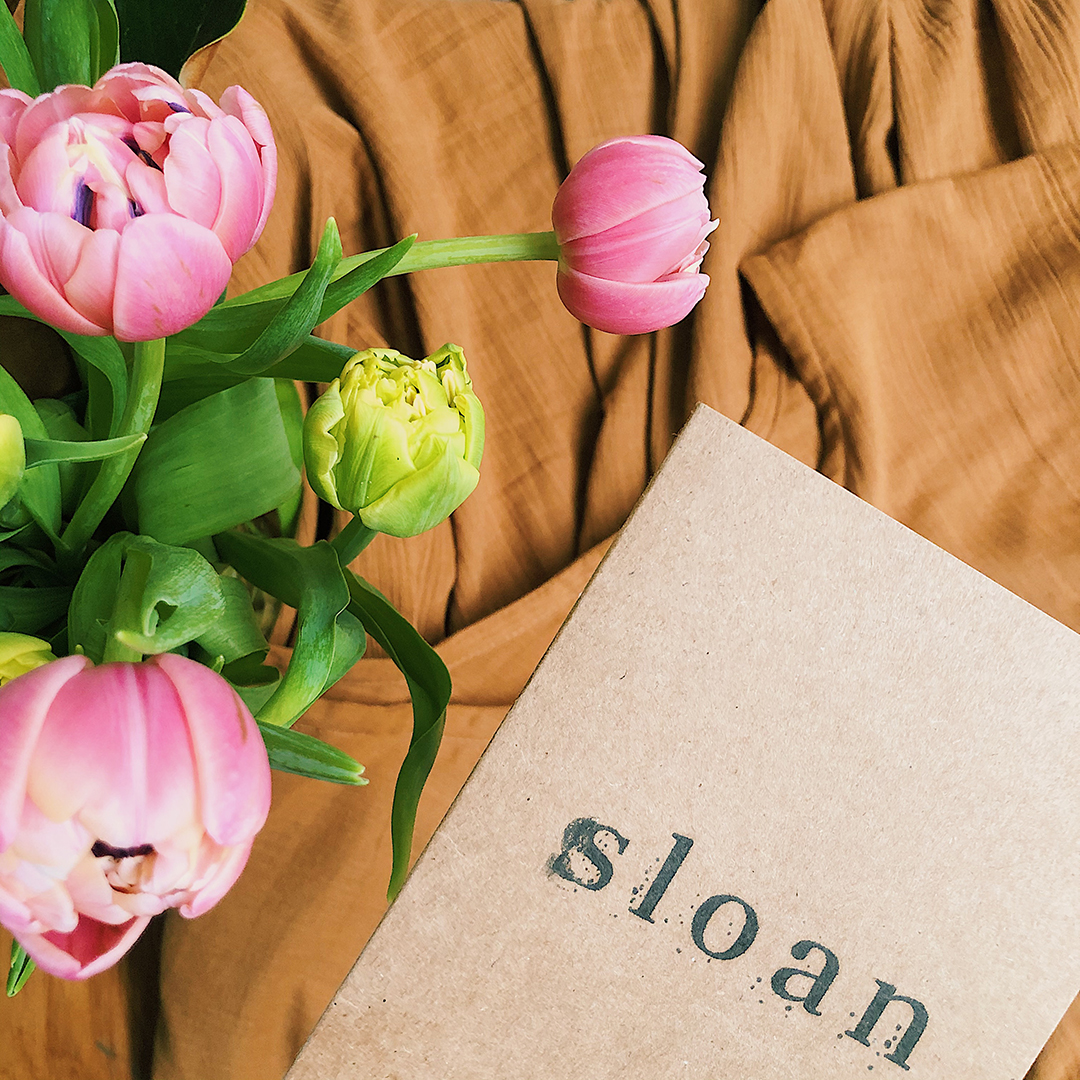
[2,0,1078,1076]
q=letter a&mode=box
[770,940,839,1015]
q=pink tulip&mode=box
[0,653,271,979]
[0,63,276,341]
[551,135,718,335]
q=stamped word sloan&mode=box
[547,817,929,1072]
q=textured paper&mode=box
[288,405,1080,1079]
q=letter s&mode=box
[548,818,629,890]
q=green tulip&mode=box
[0,414,25,511]
[0,632,56,686]
[304,344,484,538]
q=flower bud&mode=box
[551,135,718,335]
[0,413,24,510]
[0,632,55,685]
[304,344,484,538]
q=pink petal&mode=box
[0,144,23,216]
[10,796,89,870]
[14,128,76,213]
[556,265,710,335]
[252,140,276,244]
[111,213,231,340]
[20,912,150,979]
[205,115,263,260]
[220,86,277,243]
[7,206,90,289]
[0,89,31,147]
[125,158,172,214]
[151,654,271,847]
[559,190,715,283]
[31,663,198,849]
[97,63,186,124]
[60,228,120,331]
[161,116,220,229]
[182,88,225,122]
[552,135,707,244]
[86,180,131,232]
[63,855,126,923]
[0,656,88,850]
[15,86,103,163]
[0,875,35,934]
[132,120,166,155]
[21,876,77,933]
[0,215,103,334]
[179,839,252,918]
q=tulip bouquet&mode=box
[0,1,714,993]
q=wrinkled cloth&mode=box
[2,0,1079,1076]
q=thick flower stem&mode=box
[330,516,378,566]
[60,337,166,564]
[227,232,564,308]
[102,551,150,664]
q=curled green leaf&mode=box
[257,721,367,786]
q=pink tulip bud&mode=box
[0,64,277,341]
[551,135,718,335]
[0,653,271,979]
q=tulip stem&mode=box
[60,337,166,564]
[102,551,150,663]
[331,517,378,566]
[225,232,564,309]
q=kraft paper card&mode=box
[287,405,1080,1079]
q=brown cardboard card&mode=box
[287,405,1080,1080]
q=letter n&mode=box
[845,979,929,1070]
[770,940,839,1015]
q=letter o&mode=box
[691,894,759,960]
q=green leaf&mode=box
[89,0,120,81]
[156,370,246,423]
[219,646,277,687]
[24,433,145,468]
[234,675,279,715]
[164,335,356,388]
[0,295,129,439]
[59,331,128,438]
[24,0,119,91]
[273,379,304,537]
[220,218,342,376]
[0,585,71,633]
[266,336,358,382]
[109,540,226,655]
[115,0,245,79]
[344,572,450,901]
[67,533,124,659]
[317,234,415,325]
[256,721,367,785]
[176,235,415,359]
[0,4,41,95]
[0,364,60,538]
[0,547,55,576]
[132,379,300,546]
[219,236,416,315]
[66,533,270,665]
[213,532,364,728]
[194,577,270,664]
[7,941,34,997]
[68,532,268,663]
